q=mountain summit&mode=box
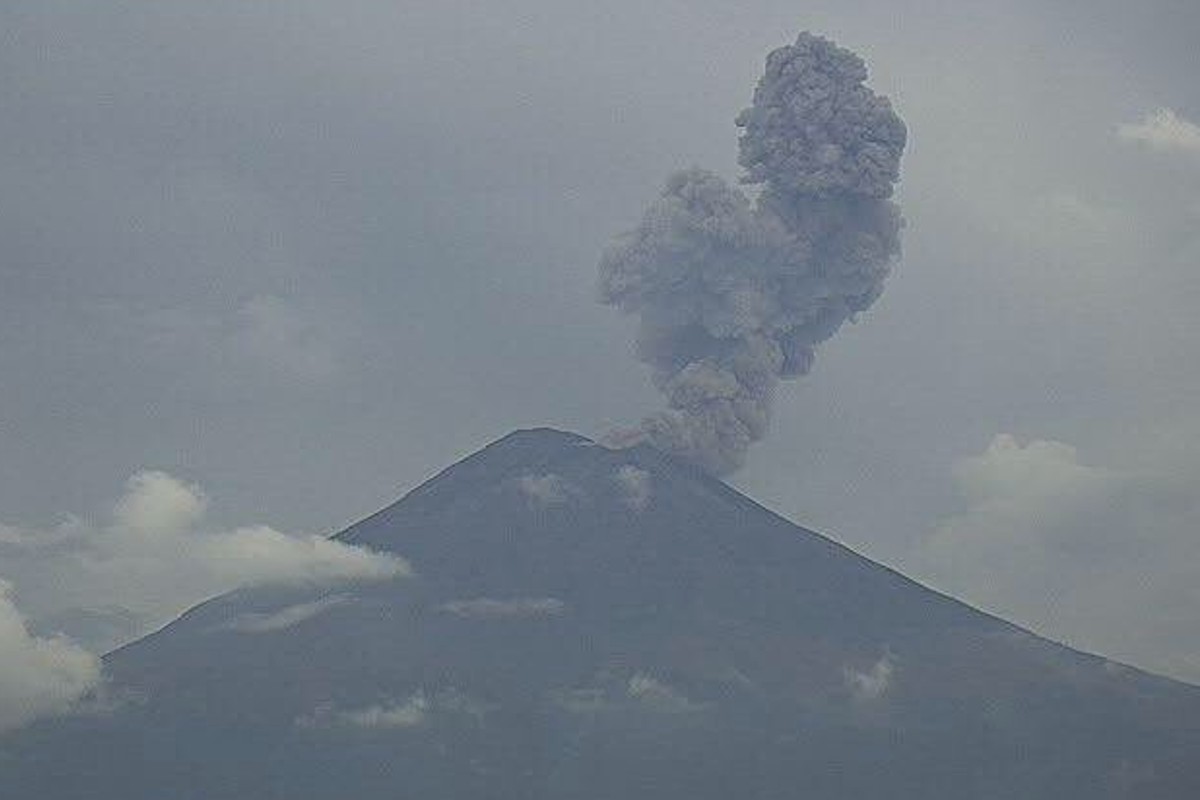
[3,428,1198,798]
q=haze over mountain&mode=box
[2,428,1197,799]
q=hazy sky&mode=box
[1,1,1198,684]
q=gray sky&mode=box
[1,1,1198,685]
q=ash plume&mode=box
[598,32,906,474]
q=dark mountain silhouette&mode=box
[3,428,1198,798]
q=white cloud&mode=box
[189,524,407,586]
[919,434,1200,683]
[112,470,207,540]
[843,653,894,702]
[0,471,409,655]
[1117,108,1200,154]
[550,674,706,716]
[948,434,1115,510]
[0,581,101,733]
[222,595,349,634]
[626,673,702,713]
[298,688,492,731]
[614,465,653,511]
[515,473,578,508]
[436,596,566,620]
[335,692,429,729]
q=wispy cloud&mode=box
[298,692,428,730]
[337,693,429,729]
[1117,108,1200,154]
[297,688,493,731]
[627,672,703,713]
[843,653,894,702]
[552,673,705,715]
[515,473,579,508]
[237,295,339,380]
[222,595,349,634]
[437,596,566,620]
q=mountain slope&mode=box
[2,428,1198,799]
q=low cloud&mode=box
[1117,108,1200,155]
[298,688,492,731]
[626,673,702,713]
[613,465,653,512]
[0,581,101,733]
[919,434,1200,683]
[843,653,894,702]
[336,693,429,729]
[437,596,566,620]
[515,473,579,508]
[298,691,428,730]
[222,595,349,634]
[552,673,704,716]
[0,471,408,655]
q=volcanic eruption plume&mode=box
[598,32,906,474]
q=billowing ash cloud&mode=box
[598,32,906,473]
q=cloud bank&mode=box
[921,434,1200,683]
[599,32,905,474]
[0,471,408,655]
[0,582,101,733]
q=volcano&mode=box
[2,428,1198,798]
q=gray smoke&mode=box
[598,32,906,474]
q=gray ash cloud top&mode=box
[736,32,906,199]
[598,32,906,474]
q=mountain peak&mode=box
[490,427,594,448]
[333,427,988,638]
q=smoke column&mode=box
[598,32,906,474]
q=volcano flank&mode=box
[2,428,1198,799]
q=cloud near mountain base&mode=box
[0,471,409,657]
